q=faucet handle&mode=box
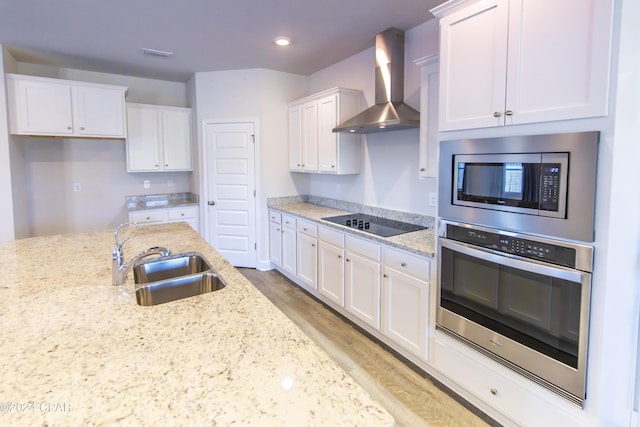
[115,221,142,245]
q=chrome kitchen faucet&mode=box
[111,222,171,286]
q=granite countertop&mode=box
[126,192,199,211]
[268,201,436,257]
[0,223,393,426]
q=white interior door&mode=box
[204,121,256,268]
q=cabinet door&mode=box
[505,0,612,125]
[418,56,439,179]
[317,94,338,173]
[345,251,381,329]
[270,221,282,267]
[13,79,73,135]
[382,267,428,358]
[288,104,303,171]
[438,0,509,131]
[161,109,192,170]
[126,105,161,171]
[281,226,297,277]
[296,233,317,290]
[73,85,126,137]
[318,241,344,306]
[301,100,318,171]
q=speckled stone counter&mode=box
[268,198,436,257]
[0,223,394,426]
[126,192,199,211]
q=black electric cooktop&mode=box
[321,213,427,237]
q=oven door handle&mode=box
[440,238,586,283]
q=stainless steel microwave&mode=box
[453,152,569,218]
[439,132,599,242]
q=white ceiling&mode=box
[0,0,442,82]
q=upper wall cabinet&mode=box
[433,0,614,132]
[289,87,362,175]
[414,54,439,179]
[126,103,192,172]
[6,73,128,138]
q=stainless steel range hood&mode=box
[333,28,420,134]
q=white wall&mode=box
[0,46,15,244]
[306,20,440,216]
[193,68,309,267]
[6,64,191,237]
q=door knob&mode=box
[208,201,215,206]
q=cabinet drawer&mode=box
[297,219,318,238]
[282,214,296,229]
[383,246,430,282]
[346,235,380,261]
[130,209,167,223]
[269,210,282,224]
[318,225,345,248]
[433,337,584,427]
[168,206,198,220]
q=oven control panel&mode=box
[447,224,576,268]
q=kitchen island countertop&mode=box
[0,223,394,426]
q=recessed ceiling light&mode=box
[141,48,173,57]
[274,37,291,46]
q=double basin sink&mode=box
[133,252,225,306]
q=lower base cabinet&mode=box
[129,205,199,232]
[382,246,430,359]
[345,247,381,330]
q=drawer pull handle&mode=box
[383,273,388,278]
[490,388,498,396]
[401,262,407,267]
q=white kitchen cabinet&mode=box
[288,87,362,174]
[414,54,439,179]
[281,214,297,277]
[126,103,192,172]
[288,104,303,171]
[129,205,199,232]
[269,210,282,267]
[6,73,127,138]
[432,334,585,426]
[345,235,381,330]
[296,219,318,291]
[382,246,430,359]
[433,0,613,131]
[318,226,346,307]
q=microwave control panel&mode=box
[447,224,576,268]
[540,163,562,212]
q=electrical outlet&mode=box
[167,180,174,188]
[73,183,81,192]
[429,192,437,207]
[144,180,150,189]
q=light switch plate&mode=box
[144,180,150,189]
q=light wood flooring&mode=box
[239,268,499,427]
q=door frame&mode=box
[200,117,262,268]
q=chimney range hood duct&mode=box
[333,28,420,134]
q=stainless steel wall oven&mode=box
[437,221,593,406]
[437,132,599,407]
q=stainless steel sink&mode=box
[133,252,212,284]
[135,272,226,306]
[132,252,226,306]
